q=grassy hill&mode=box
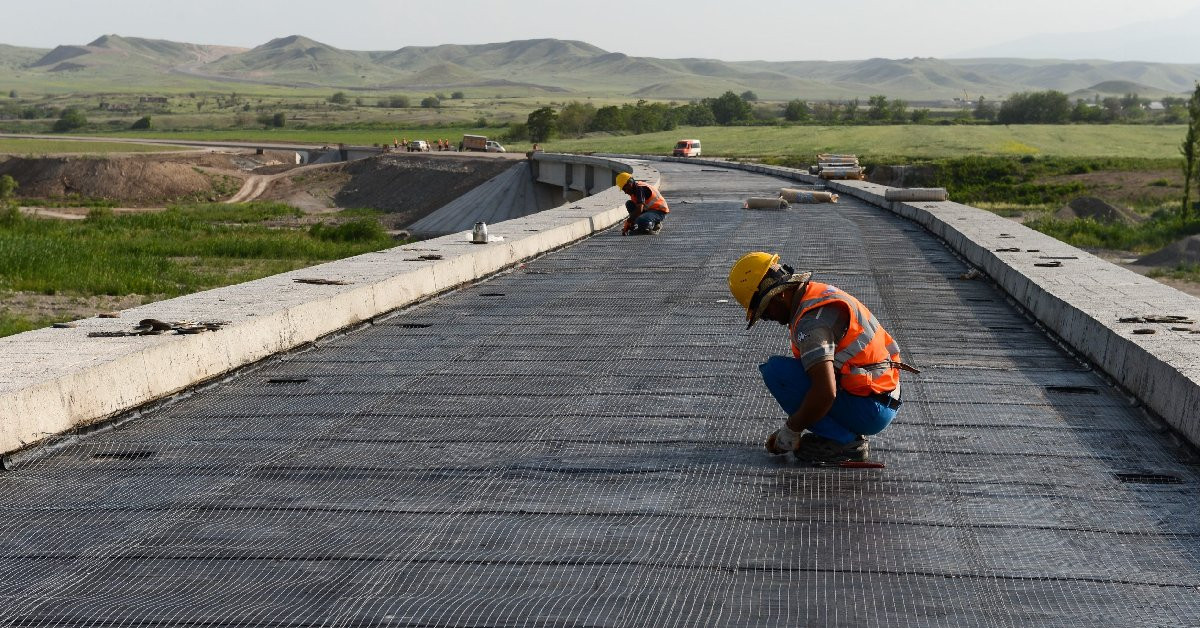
[0,43,48,74]
[31,35,244,72]
[202,35,394,86]
[3,35,1200,100]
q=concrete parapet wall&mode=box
[0,155,654,458]
[643,155,1200,447]
[533,153,630,197]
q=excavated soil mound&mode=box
[0,154,246,206]
[1136,235,1200,267]
[324,155,518,228]
[1055,196,1144,224]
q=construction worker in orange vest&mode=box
[728,252,917,463]
[615,172,669,235]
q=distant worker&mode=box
[615,172,669,235]
[727,252,917,463]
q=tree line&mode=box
[977,90,1193,125]
[506,91,935,142]
[508,88,1197,143]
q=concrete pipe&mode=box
[884,187,949,202]
[744,197,790,210]
[780,188,838,204]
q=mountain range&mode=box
[4,34,1200,101]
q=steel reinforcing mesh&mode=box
[1,161,1198,626]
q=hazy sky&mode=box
[2,0,1198,62]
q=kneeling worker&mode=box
[728,252,917,462]
[615,172,669,235]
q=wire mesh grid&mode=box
[0,162,1198,626]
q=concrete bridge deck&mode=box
[2,160,1199,625]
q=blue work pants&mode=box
[626,202,666,229]
[758,355,897,444]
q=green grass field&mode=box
[0,202,394,306]
[547,124,1187,160]
[80,123,1186,160]
[0,138,188,154]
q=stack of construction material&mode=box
[780,187,838,204]
[812,153,865,180]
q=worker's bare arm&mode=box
[785,361,836,433]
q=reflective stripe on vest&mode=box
[630,182,669,214]
[789,281,901,396]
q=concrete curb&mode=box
[0,155,656,457]
[634,155,1200,447]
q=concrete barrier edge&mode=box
[0,156,657,457]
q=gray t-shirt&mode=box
[791,304,850,371]
[791,302,902,399]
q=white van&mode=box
[673,139,701,157]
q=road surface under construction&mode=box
[1,161,1198,626]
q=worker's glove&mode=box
[765,426,801,455]
[621,219,634,235]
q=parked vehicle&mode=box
[408,140,430,152]
[462,134,506,153]
[673,139,702,157]
[462,134,488,151]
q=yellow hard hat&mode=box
[615,172,632,189]
[728,251,779,314]
[729,252,812,329]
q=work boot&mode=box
[793,433,869,463]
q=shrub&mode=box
[308,218,388,243]
[0,174,16,199]
[377,95,410,108]
[130,116,152,130]
[257,113,286,128]
[0,205,20,228]
[52,107,87,132]
[502,122,529,142]
[451,91,465,100]
[85,207,115,222]
[705,91,752,125]
[420,96,441,109]
[784,99,810,122]
[329,92,348,104]
[997,91,1071,124]
[526,107,558,143]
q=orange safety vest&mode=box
[789,281,902,396]
[627,181,669,214]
